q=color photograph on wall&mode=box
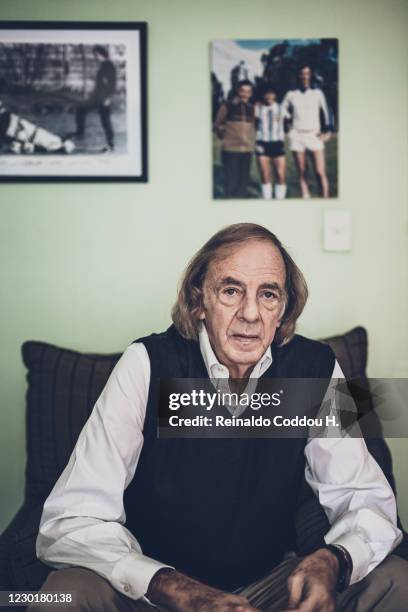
[0,21,147,181]
[211,38,338,200]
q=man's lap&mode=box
[27,555,408,612]
[335,554,408,612]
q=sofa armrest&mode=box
[0,502,51,591]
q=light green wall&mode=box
[1,0,407,532]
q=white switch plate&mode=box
[323,210,352,252]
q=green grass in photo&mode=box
[213,134,338,200]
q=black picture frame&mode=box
[0,21,148,182]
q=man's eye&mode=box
[261,291,278,300]
[224,288,238,296]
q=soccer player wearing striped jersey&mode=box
[281,65,332,199]
[255,89,287,200]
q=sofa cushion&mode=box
[322,326,386,440]
[22,341,121,504]
[322,326,368,379]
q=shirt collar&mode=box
[198,322,273,379]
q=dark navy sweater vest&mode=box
[123,325,335,591]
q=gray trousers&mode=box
[28,554,408,612]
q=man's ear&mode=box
[276,302,286,328]
[196,290,206,321]
[197,307,205,321]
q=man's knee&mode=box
[339,555,408,611]
[27,567,122,611]
[365,555,408,601]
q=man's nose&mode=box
[237,294,260,322]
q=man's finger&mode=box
[295,596,323,612]
[295,590,333,612]
[287,572,305,608]
[296,597,321,612]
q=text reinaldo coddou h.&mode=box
[167,389,338,428]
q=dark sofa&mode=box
[1,326,407,596]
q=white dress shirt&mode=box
[36,326,402,602]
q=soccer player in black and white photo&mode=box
[73,45,117,153]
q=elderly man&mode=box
[32,224,407,612]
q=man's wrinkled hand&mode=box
[146,568,260,611]
[184,589,260,612]
[285,548,339,612]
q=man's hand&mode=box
[213,125,226,139]
[319,132,331,143]
[147,568,260,611]
[286,548,339,612]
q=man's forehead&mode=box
[206,241,286,283]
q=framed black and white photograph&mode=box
[211,39,338,200]
[0,21,147,181]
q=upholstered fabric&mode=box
[322,326,368,379]
[22,342,121,504]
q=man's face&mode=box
[198,240,286,378]
[264,91,277,105]
[299,67,312,89]
[238,85,253,103]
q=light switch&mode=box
[323,210,352,252]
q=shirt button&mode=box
[123,584,130,593]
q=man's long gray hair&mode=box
[171,223,308,346]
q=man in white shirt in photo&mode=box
[281,65,332,199]
[31,224,407,612]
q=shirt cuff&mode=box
[110,551,174,601]
[324,531,374,584]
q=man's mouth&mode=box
[231,333,260,345]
